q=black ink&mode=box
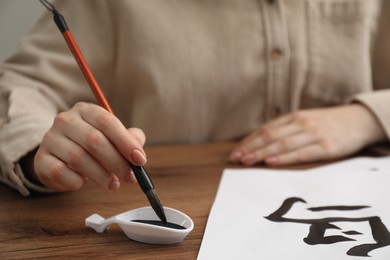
[132,220,186,230]
[347,217,390,257]
[343,230,362,235]
[307,205,369,212]
[265,197,390,257]
[304,223,355,245]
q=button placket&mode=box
[261,0,290,121]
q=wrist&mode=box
[351,103,387,146]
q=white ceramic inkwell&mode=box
[85,206,194,244]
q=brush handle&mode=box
[53,11,114,114]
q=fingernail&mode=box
[108,178,120,190]
[229,150,242,161]
[131,149,147,165]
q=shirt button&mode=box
[271,48,283,60]
[271,107,282,119]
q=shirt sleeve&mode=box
[354,90,390,141]
[354,2,390,147]
[0,0,114,195]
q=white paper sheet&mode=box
[198,157,390,259]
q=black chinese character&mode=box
[265,197,390,257]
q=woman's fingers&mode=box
[230,104,388,166]
[230,112,322,166]
[230,120,302,162]
[34,151,86,192]
[52,111,132,182]
[34,102,148,192]
[127,127,146,146]
[239,132,317,165]
[76,103,147,165]
[123,128,146,184]
[38,132,120,190]
[264,144,327,166]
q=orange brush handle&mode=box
[62,31,114,114]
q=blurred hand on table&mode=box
[229,104,386,166]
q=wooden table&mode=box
[0,142,246,259]
[0,142,343,259]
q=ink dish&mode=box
[85,207,194,244]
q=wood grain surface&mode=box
[0,142,241,259]
[0,141,340,259]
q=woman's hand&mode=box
[229,104,387,166]
[34,102,147,192]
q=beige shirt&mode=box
[1,0,390,196]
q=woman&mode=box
[0,0,388,195]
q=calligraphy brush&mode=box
[39,0,167,224]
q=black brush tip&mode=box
[146,189,167,224]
